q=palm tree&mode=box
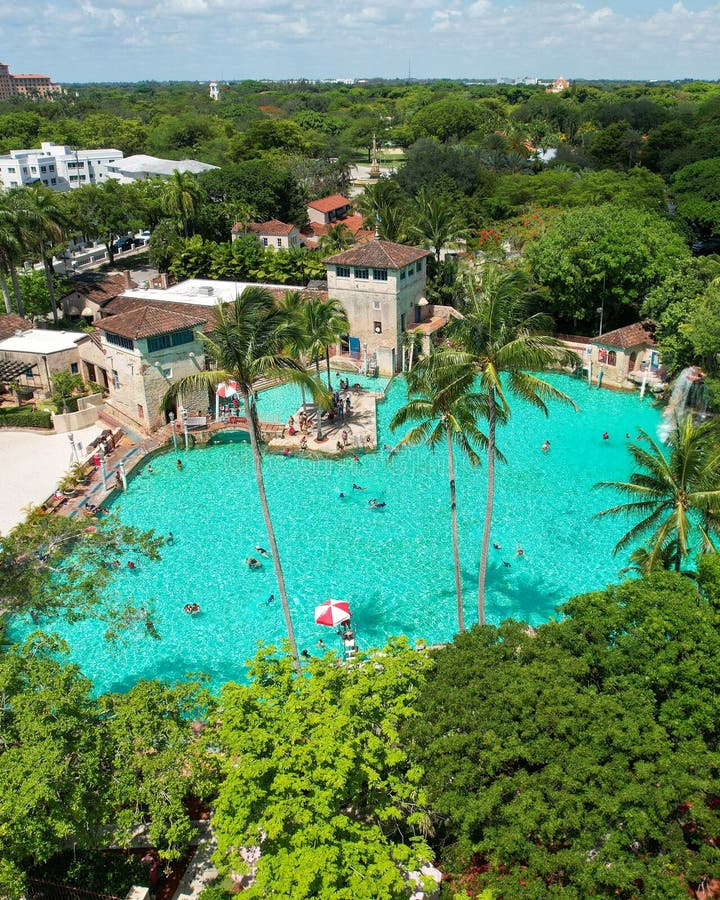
[450,264,579,626]
[595,419,720,573]
[408,187,466,262]
[162,287,322,676]
[390,350,490,633]
[318,223,354,254]
[0,198,22,314]
[162,170,205,237]
[297,295,349,439]
[23,185,68,324]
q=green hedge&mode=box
[0,408,53,428]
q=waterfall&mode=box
[658,366,707,441]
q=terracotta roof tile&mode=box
[590,321,655,350]
[307,194,351,213]
[64,272,136,306]
[0,313,33,340]
[243,219,296,236]
[323,240,431,268]
[101,297,217,333]
[97,306,207,341]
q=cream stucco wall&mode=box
[326,260,427,375]
[100,334,207,433]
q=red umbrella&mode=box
[216,380,239,399]
[314,599,351,627]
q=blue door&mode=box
[349,336,361,359]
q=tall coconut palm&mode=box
[276,289,312,415]
[23,185,68,324]
[595,419,720,573]
[451,264,579,626]
[0,200,22,314]
[162,287,322,676]
[297,295,349,439]
[408,187,467,263]
[390,349,491,633]
[162,170,206,237]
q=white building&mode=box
[0,141,123,191]
[105,155,218,184]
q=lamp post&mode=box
[169,412,178,453]
[68,432,79,463]
[119,459,127,491]
[183,409,189,451]
[99,444,107,491]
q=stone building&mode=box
[0,328,89,397]
[588,321,660,389]
[90,305,209,433]
[323,240,432,375]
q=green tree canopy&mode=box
[212,641,436,899]
[672,157,720,235]
[525,204,690,331]
[408,572,720,898]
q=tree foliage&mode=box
[408,572,720,898]
[212,641,436,900]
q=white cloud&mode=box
[3,0,720,82]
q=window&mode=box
[40,165,46,172]
[51,177,56,185]
[336,266,350,278]
[70,362,79,374]
[372,301,381,310]
[354,268,369,279]
[400,268,406,280]
[105,332,134,351]
[400,313,406,332]
[112,370,120,389]
[262,237,268,246]
[372,268,387,281]
[137,404,144,419]
[607,350,617,366]
[7,166,14,173]
[277,238,282,247]
[416,260,423,272]
[147,330,194,353]
[373,321,382,334]
[49,164,54,171]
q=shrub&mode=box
[0,408,52,428]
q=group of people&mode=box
[184,603,200,614]
[246,546,270,570]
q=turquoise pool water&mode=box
[13,374,662,694]
[248,372,389,423]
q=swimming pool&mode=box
[11,374,662,694]
[251,372,389,423]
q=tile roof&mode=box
[590,321,655,350]
[305,214,367,238]
[0,313,33,340]
[64,272,136,306]
[307,194,351,213]
[101,297,217,333]
[97,306,207,341]
[244,219,297,236]
[323,240,431,268]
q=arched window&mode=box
[607,350,617,366]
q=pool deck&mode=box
[267,385,379,456]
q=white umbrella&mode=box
[314,599,351,627]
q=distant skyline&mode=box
[2,1,719,84]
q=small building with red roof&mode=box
[588,321,661,389]
[233,219,302,250]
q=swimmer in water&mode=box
[602,432,609,441]
[167,532,174,546]
[255,546,269,557]
[493,541,501,550]
[266,594,275,605]
[353,483,365,490]
[516,547,524,557]
[246,557,262,570]
[541,440,550,452]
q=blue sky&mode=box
[4,1,720,83]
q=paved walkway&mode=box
[268,385,379,456]
[0,421,105,535]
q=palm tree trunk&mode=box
[477,388,497,627]
[325,348,333,391]
[0,269,11,314]
[242,386,302,676]
[39,239,59,324]
[10,265,24,318]
[446,425,465,633]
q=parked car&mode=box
[113,236,134,252]
[691,236,720,256]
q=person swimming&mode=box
[255,546,269,557]
[266,593,275,605]
[167,532,174,546]
[369,499,386,508]
[184,603,200,614]
[541,440,550,452]
[246,557,262,570]
[493,541,501,550]
[353,483,365,490]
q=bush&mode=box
[29,849,148,897]
[0,408,52,429]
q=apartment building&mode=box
[0,141,123,191]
